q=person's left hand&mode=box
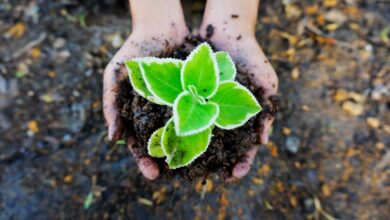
[201,26,279,180]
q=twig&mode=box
[5,32,47,61]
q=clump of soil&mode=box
[116,36,273,180]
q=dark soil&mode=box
[116,36,261,180]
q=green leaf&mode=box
[215,52,236,82]
[116,139,126,145]
[181,43,219,98]
[209,81,261,129]
[124,60,163,105]
[162,119,212,169]
[147,127,165,158]
[174,91,219,136]
[83,192,94,210]
[139,58,183,105]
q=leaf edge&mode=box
[212,80,262,130]
[215,51,237,82]
[180,42,220,99]
[173,91,219,136]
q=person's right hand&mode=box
[103,2,188,179]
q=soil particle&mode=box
[116,37,263,180]
[206,24,214,39]
[231,14,239,18]
[236,35,242,40]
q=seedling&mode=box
[124,43,262,169]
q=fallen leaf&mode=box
[259,164,270,175]
[195,178,213,193]
[326,23,339,31]
[375,142,385,150]
[302,105,311,111]
[83,192,94,209]
[306,5,319,14]
[31,47,41,59]
[291,67,300,80]
[6,22,26,38]
[252,177,264,185]
[289,195,298,207]
[219,193,229,206]
[282,127,292,136]
[28,120,39,133]
[48,71,56,78]
[138,198,153,206]
[152,187,167,204]
[64,174,73,183]
[323,0,338,7]
[383,125,390,134]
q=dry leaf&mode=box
[6,22,26,38]
[31,47,41,59]
[28,120,39,133]
[323,0,338,7]
[291,67,300,80]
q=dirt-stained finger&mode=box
[103,59,128,141]
[127,137,160,180]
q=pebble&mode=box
[56,50,71,62]
[111,33,123,49]
[304,198,315,212]
[366,117,380,129]
[325,9,347,24]
[286,136,300,153]
[53,38,66,49]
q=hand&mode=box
[200,0,279,180]
[103,0,188,180]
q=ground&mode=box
[0,0,389,219]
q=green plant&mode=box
[124,43,262,169]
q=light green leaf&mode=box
[124,60,163,105]
[209,81,261,129]
[181,43,219,98]
[162,119,212,169]
[147,127,165,158]
[174,91,219,136]
[215,52,236,82]
[83,192,94,210]
[139,58,183,105]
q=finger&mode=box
[127,137,160,180]
[103,39,138,141]
[259,116,274,145]
[231,145,258,179]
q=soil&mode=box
[116,36,262,180]
[1,0,389,219]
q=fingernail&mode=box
[232,162,250,178]
[139,157,160,180]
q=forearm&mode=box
[202,0,259,36]
[129,0,186,34]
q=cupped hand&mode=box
[201,27,279,180]
[103,28,188,180]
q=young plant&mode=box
[124,43,262,169]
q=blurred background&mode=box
[0,0,389,219]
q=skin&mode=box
[103,0,278,180]
[200,0,278,180]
